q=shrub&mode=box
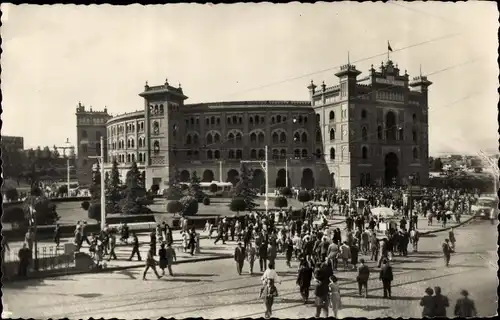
[163,186,183,200]
[1,206,26,225]
[280,187,292,198]
[5,188,19,201]
[24,196,60,225]
[180,184,189,191]
[298,190,311,205]
[203,197,211,205]
[180,196,199,216]
[81,201,90,211]
[167,200,183,214]
[274,196,288,209]
[151,184,160,194]
[209,183,218,193]
[88,203,103,221]
[230,197,246,215]
[30,186,43,197]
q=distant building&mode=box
[1,135,24,152]
[75,58,431,190]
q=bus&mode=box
[179,181,233,197]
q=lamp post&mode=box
[56,138,74,196]
[89,136,106,230]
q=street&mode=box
[2,219,497,319]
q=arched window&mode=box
[255,116,260,125]
[361,109,367,119]
[399,128,404,141]
[412,130,417,142]
[214,150,220,159]
[301,132,308,143]
[186,135,192,145]
[193,135,199,145]
[210,116,215,125]
[272,132,279,144]
[153,141,160,154]
[301,149,308,158]
[207,150,213,159]
[294,149,300,159]
[206,133,213,145]
[227,133,234,143]
[386,111,397,141]
[329,111,335,120]
[362,127,368,141]
[193,150,199,159]
[214,133,220,143]
[377,126,383,140]
[271,117,275,124]
[127,154,131,163]
[279,132,286,143]
[206,118,210,125]
[82,130,88,139]
[272,149,279,160]
[250,132,257,143]
[236,149,242,159]
[232,116,237,124]
[138,153,143,162]
[190,117,195,125]
[217,117,221,125]
[249,117,254,125]
[227,117,231,124]
[250,149,257,159]
[258,132,265,144]
[236,132,242,142]
[316,130,321,143]
[330,147,335,160]
[360,173,365,186]
[413,147,419,160]
[258,149,265,159]
[280,149,286,159]
[412,113,417,122]
[330,129,335,141]
[229,150,235,159]
[362,146,368,159]
[131,154,136,162]
[276,115,282,123]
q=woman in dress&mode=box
[329,275,341,318]
[158,243,168,276]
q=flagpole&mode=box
[387,41,390,61]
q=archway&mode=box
[180,170,190,182]
[275,169,291,188]
[251,169,265,190]
[330,172,336,189]
[226,169,239,185]
[384,152,399,186]
[301,168,315,190]
[202,169,215,182]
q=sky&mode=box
[1,2,498,156]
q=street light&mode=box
[56,138,75,196]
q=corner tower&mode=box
[139,78,188,189]
[75,102,111,186]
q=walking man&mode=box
[379,258,393,299]
[247,241,256,274]
[128,232,142,261]
[142,249,162,280]
[234,242,246,275]
[165,243,177,276]
[357,258,370,298]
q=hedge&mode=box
[180,196,199,216]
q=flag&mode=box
[388,41,393,52]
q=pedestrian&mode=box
[448,228,456,252]
[442,239,452,267]
[158,243,168,276]
[313,263,330,318]
[410,228,419,253]
[17,243,31,277]
[432,286,449,317]
[259,241,268,272]
[234,242,246,275]
[420,287,435,317]
[339,241,350,270]
[260,278,278,319]
[108,232,117,261]
[128,232,142,261]
[285,236,294,267]
[350,240,359,269]
[164,243,176,276]
[454,289,477,317]
[296,258,313,303]
[268,242,277,267]
[328,275,342,318]
[150,230,156,256]
[379,258,393,299]
[247,241,256,274]
[189,228,197,256]
[356,258,370,298]
[142,248,162,280]
[54,224,61,248]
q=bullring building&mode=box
[75,58,431,190]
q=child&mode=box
[329,275,341,318]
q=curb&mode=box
[420,215,476,235]
[2,254,233,283]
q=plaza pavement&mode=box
[2,219,497,319]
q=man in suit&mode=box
[379,258,393,299]
[259,241,268,272]
[234,242,246,275]
[128,232,142,261]
[357,258,370,298]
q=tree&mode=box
[209,183,218,193]
[274,196,288,209]
[180,195,199,216]
[88,203,103,222]
[229,197,246,216]
[231,163,258,211]
[1,207,26,226]
[5,188,19,202]
[105,159,122,212]
[23,195,60,225]
[432,157,443,172]
[280,187,292,198]
[121,161,148,214]
[203,197,211,205]
[81,201,90,210]
[90,169,101,202]
[189,171,204,202]
[297,190,311,206]
[166,200,183,214]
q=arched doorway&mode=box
[251,169,265,190]
[226,169,239,185]
[386,111,397,141]
[275,169,290,188]
[180,170,190,182]
[202,169,215,182]
[301,168,315,190]
[330,172,336,189]
[384,152,399,186]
